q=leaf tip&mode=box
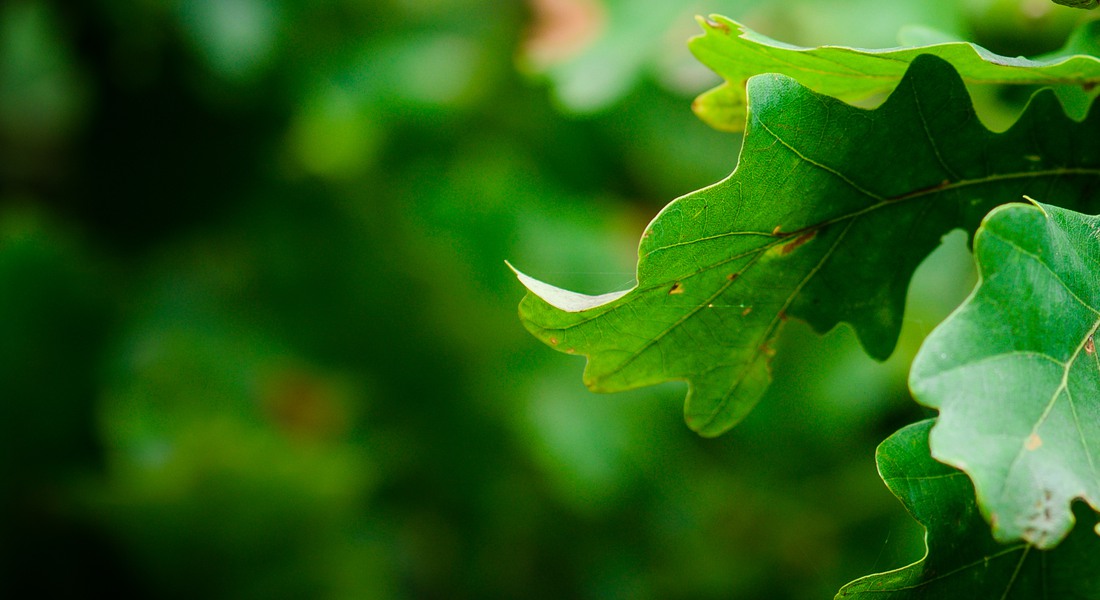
[684,412,733,438]
[1021,195,1051,218]
[508,261,632,313]
[696,14,731,34]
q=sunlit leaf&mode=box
[690,16,1100,131]
[514,55,1100,437]
[911,201,1100,548]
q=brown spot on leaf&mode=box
[727,273,738,281]
[771,225,782,236]
[549,337,559,345]
[669,282,684,295]
[741,307,752,316]
[1026,433,1042,451]
[1086,336,1095,354]
[703,16,730,33]
[566,348,575,354]
[261,367,350,442]
[780,230,817,255]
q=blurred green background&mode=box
[0,0,1090,598]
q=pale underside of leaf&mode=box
[911,202,1100,549]
[515,55,1100,437]
[507,261,630,312]
[690,16,1100,132]
[837,420,1100,599]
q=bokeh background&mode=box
[0,0,1091,598]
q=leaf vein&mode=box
[697,218,857,428]
[756,118,884,201]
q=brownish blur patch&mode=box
[523,0,607,68]
[261,366,351,442]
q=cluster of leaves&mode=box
[516,5,1100,597]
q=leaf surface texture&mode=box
[912,202,1100,548]
[838,420,1100,599]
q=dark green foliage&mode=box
[838,420,1100,598]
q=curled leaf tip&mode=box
[699,14,730,33]
[1022,195,1049,216]
[510,263,630,313]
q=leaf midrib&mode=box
[981,228,1100,503]
[542,165,1100,336]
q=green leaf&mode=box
[690,16,1100,132]
[837,419,1100,599]
[911,201,1100,549]
[1053,0,1099,9]
[514,55,1100,437]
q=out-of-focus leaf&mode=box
[837,419,1100,599]
[94,305,383,598]
[0,1,87,147]
[911,202,1100,548]
[175,0,280,81]
[0,209,109,480]
[690,16,1100,132]
[521,0,685,113]
[514,55,1100,437]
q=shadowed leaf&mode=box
[837,419,1100,599]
